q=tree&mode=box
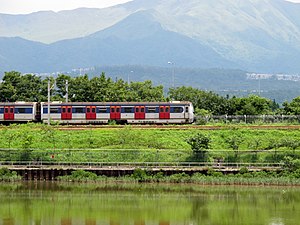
[187,133,211,161]
[169,86,228,115]
[128,80,165,102]
[283,96,300,115]
[0,71,44,102]
[55,74,72,101]
[228,95,274,115]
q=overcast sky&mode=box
[0,0,299,14]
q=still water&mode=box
[0,182,299,225]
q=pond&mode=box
[0,182,299,225]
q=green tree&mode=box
[283,96,300,115]
[169,86,228,115]
[187,133,211,161]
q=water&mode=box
[0,182,299,225]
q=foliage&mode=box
[186,133,211,161]
[0,71,165,103]
[57,170,98,182]
[282,156,300,171]
[283,96,300,115]
[187,133,211,151]
[0,168,21,181]
[131,169,149,182]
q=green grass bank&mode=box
[0,123,300,165]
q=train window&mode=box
[186,107,189,113]
[17,108,26,113]
[87,108,90,113]
[124,107,133,113]
[111,108,115,113]
[50,108,59,113]
[160,107,164,113]
[116,108,120,113]
[141,108,145,113]
[147,107,156,113]
[135,108,139,113]
[173,107,183,113]
[5,108,8,113]
[166,107,169,113]
[74,108,84,113]
[92,108,96,113]
[98,108,107,113]
[10,108,14,113]
[62,108,66,113]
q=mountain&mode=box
[1,0,300,73]
[0,10,234,72]
[0,8,133,43]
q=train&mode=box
[0,101,194,124]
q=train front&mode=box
[188,102,195,123]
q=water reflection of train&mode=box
[0,101,194,124]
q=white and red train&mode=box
[0,101,194,124]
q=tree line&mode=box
[1,71,300,115]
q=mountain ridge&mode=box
[1,0,300,73]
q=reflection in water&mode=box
[159,221,170,225]
[3,218,14,225]
[61,218,72,225]
[134,221,145,225]
[0,183,299,225]
[110,221,120,225]
[85,219,96,225]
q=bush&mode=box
[0,168,21,181]
[167,173,191,183]
[132,168,149,182]
[187,133,211,161]
[68,170,98,181]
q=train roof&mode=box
[0,102,36,106]
[41,101,192,106]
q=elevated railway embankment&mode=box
[0,162,282,180]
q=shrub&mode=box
[187,133,211,161]
[132,168,149,182]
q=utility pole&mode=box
[65,80,68,103]
[47,78,51,126]
[47,77,56,125]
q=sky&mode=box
[0,0,299,14]
[0,0,133,14]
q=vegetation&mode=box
[0,124,300,169]
[56,168,300,185]
[0,168,21,181]
[1,70,298,116]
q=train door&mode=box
[4,106,14,120]
[110,106,121,120]
[86,106,96,120]
[61,106,72,120]
[159,106,170,120]
[134,106,145,119]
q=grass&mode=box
[0,123,300,164]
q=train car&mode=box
[0,102,39,123]
[40,101,194,124]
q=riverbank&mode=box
[56,168,300,186]
[2,166,300,185]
